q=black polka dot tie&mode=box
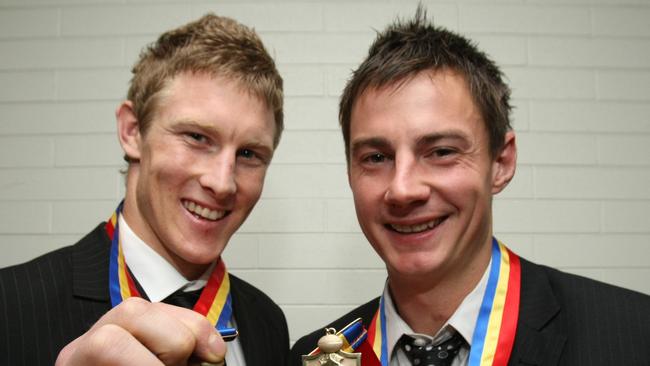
[399,332,465,366]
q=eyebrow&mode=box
[174,119,216,133]
[350,130,472,155]
[350,137,392,156]
[415,130,471,148]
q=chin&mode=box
[385,253,441,277]
[395,264,439,277]
[178,243,224,264]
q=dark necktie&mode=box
[162,288,229,365]
[399,331,465,366]
[162,287,203,309]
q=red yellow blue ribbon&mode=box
[333,238,520,366]
[107,202,233,331]
[366,295,388,365]
[108,202,141,305]
[468,238,520,366]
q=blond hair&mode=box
[127,13,283,147]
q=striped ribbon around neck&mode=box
[106,202,234,331]
[320,238,520,366]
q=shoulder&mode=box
[517,258,650,363]
[522,257,650,309]
[0,223,109,300]
[289,297,380,366]
[0,224,110,365]
[0,242,75,292]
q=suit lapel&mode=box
[509,258,566,366]
[360,298,380,330]
[72,223,111,302]
[230,275,262,365]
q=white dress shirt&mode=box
[384,261,491,366]
[119,215,246,365]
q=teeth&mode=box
[390,217,445,234]
[182,200,225,221]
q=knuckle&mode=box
[176,328,197,352]
[75,325,130,364]
[86,324,125,352]
[116,297,150,318]
[54,344,74,366]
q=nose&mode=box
[198,152,237,199]
[384,156,430,208]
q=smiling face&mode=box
[348,69,515,283]
[118,72,275,279]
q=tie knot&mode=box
[162,287,203,309]
[399,331,465,366]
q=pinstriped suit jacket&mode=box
[289,257,650,365]
[0,223,289,366]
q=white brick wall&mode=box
[1,1,649,344]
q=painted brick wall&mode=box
[1,0,649,343]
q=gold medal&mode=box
[302,328,361,366]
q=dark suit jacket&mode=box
[290,257,650,365]
[0,223,289,366]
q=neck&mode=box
[122,170,209,281]
[388,242,492,335]
[174,259,210,281]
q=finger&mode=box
[56,324,163,366]
[55,334,82,365]
[188,362,225,366]
[155,302,226,364]
[87,297,207,365]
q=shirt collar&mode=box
[118,215,212,302]
[383,258,491,357]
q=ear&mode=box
[491,131,517,194]
[347,161,352,186]
[116,101,142,162]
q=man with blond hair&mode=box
[0,13,288,366]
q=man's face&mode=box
[348,70,510,280]
[124,72,275,277]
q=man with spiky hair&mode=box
[291,7,650,366]
[0,13,288,366]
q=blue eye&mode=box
[237,148,269,166]
[186,132,207,142]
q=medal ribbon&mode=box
[330,238,520,366]
[107,202,233,331]
[468,238,520,366]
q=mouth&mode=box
[182,200,228,221]
[386,216,448,234]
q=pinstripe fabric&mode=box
[511,258,650,365]
[0,224,110,366]
[0,223,290,366]
[290,257,650,366]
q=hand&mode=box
[55,297,226,366]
